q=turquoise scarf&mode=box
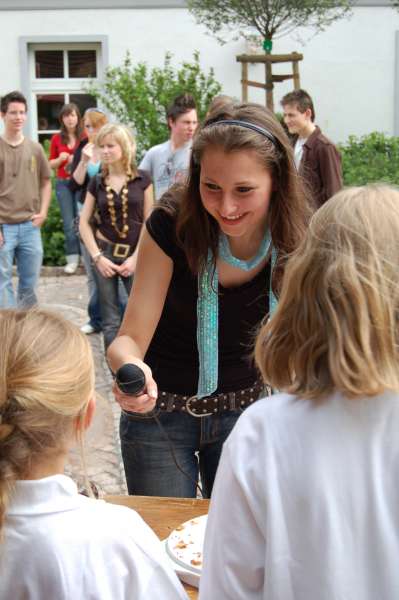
[197,230,278,398]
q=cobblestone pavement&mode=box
[37,273,127,496]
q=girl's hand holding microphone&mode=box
[113,360,158,414]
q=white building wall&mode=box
[0,5,397,143]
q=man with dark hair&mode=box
[139,93,198,200]
[281,89,342,208]
[0,90,52,308]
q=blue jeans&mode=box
[88,276,128,333]
[80,232,128,331]
[55,179,81,258]
[120,408,242,498]
[0,221,43,308]
[93,267,132,349]
[80,241,102,331]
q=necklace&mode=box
[197,230,278,399]
[218,231,271,271]
[105,175,131,238]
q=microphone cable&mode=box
[153,413,204,498]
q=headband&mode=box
[204,117,297,173]
[205,118,278,146]
[85,107,107,116]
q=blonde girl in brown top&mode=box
[79,123,153,349]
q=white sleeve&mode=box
[135,520,189,600]
[109,509,189,600]
[199,442,265,600]
[139,149,153,175]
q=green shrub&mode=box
[86,51,222,160]
[41,184,66,266]
[41,140,66,266]
[43,138,51,155]
[340,132,399,186]
[42,140,66,267]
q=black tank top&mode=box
[145,207,271,395]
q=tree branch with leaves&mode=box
[187,0,354,44]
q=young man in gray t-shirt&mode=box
[139,94,198,201]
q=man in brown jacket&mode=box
[281,89,343,208]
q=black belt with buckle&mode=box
[96,237,133,260]
[156,380,268,417]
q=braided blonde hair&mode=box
[0,309,94,537]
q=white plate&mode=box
[162,541,200,588]
[163,514,208,589]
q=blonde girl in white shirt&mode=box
[0,308,187,600]
[200,185,399,600]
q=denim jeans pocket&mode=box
[121,406,161,421]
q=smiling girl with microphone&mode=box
[108,102,313,499]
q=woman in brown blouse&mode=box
[79,123,153,349]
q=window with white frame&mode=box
[29,43,101,144]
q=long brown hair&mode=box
[59,102,84,144]
[173,102,312,292]
[255,185,399,399]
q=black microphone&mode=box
[115,363,146,396]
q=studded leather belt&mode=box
[156,379,268,417]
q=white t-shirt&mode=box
[294,136,307,169]
[139,140,192,201]
[0,474,188,600]
[199,391,399,600]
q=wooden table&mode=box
[106,495,210,599]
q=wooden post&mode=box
[242,61,248,102]
[236,53,303,108]
[292,59,300,90]
[265,59,274,112]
